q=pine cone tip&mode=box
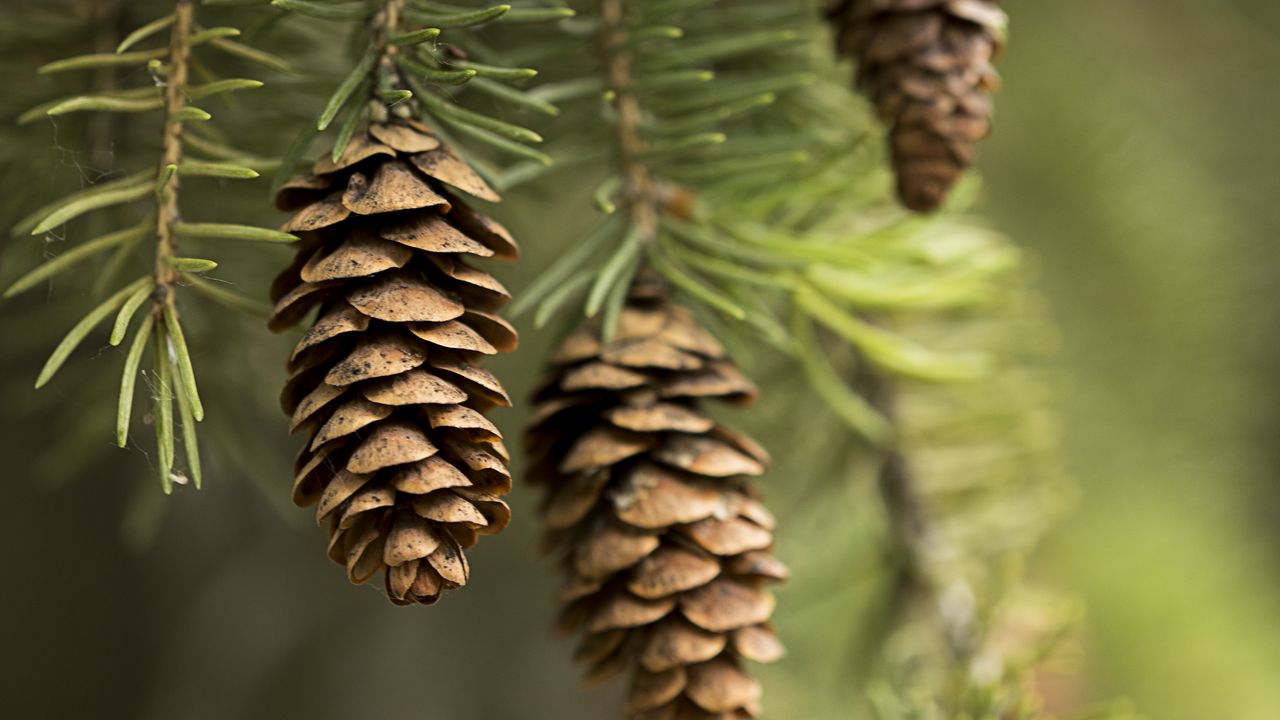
[829,0,1006,213]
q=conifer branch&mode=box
[599,0,657,245]
[510,0,815,336]
[153,0,195,304]
[375,0,408,90]
[856,359,929,590]
[9,0,288,492]
[269,0,555,180]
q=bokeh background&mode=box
[2,0,1279,718]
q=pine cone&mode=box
[527,274,788,719]
[270,120,518,605]
[828,0,1006,212]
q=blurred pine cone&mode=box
[828,0,1007,212]
[527,273,788,719]
[271,120,517,605]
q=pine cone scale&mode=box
[829,0,1006,211]
[529,281,786,719]
[272,121,517,606]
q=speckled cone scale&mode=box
[527,275,787,719]
[271,120,517,605]
[828,0,1006,212]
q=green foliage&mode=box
[116,13,177,53]
[117,313,155,448]
[0,1,1193,718]
[266,0,566,184]
[498,1,1073,716]
[152,326,177,493]
[35,276,152,389]
[501,0,815,330]
[4,222,150,298]
[172,222,296,241]
[6,0,287,492]
[112,281,158,346]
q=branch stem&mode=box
[153,0,196,306]
[854,355,930,596]
[857,345,983,663]
[600,0,658,244]
[373,0,411,116]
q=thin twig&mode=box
[378,0,407,94]
[599,0,659,244]
[154,0,195,308]
[854,355,930,598]
[856,344,982,667]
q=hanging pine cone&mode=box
[527,273,788,719]
[827,0,1007,213]
[270,120,518,605]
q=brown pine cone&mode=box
[270,120,518,605]
[527,274,788,719]
[828,0,1006,212]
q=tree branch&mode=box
[854,357,930,597]
[599,0,659,243]
[153,0,195,305]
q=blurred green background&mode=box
[2,0,1279,718]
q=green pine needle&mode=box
[444,59,536,82]
[501,7,575,23]
[208,38,293,74]
[39,49,168,74]
[5,223,150,299]
[156,164,178,200]
[165,257,219,272]
[585,228,641,317]
[381,89,413,105]
[535,270,593,329]
[510,216,620,317]
[185,78,264,100]
[795,283,991,383]
[29,181,154,236]
[601,259,638,343]
[468,77,559,116]
[331,87,370,163]
[116,314,155,448]
[318,50,377,131]
[116,14,177,54]
[18,88,160,125]
[35,276,151,389]
[445,121,552,164]
[46,95,165,117]
[270,0,367,20]
[178,161,260,179]
[110,280,158,347]
[406,5,510,29]
[171,107,213,123]
[153,330,176,494]
[592,176,622,214]
[398,56,477,85]
[183,274,271,318]
[647,246,746,320]
[188,27,242,46]
[172,223,297,242]
[390,28,442,46]
[789,312,894,446]
[417,90,542,143]
[172,367,203,490]
[162,304,204,422]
